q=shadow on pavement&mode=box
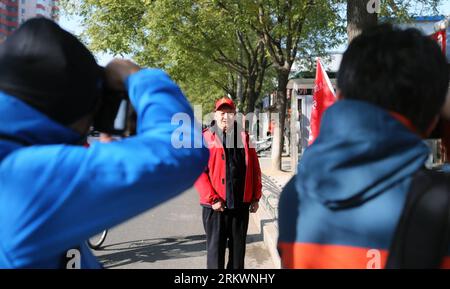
[96,233,263,268]
[261,174,282,196]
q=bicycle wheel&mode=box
[87,230,108,250]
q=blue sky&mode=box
[58,14,114,66]
[437,1,450,16]
[58,1,450,66]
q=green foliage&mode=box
[63,1,252,111]
[380,0,442,22]
[60,0,443,115]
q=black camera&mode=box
[91,70,137,137]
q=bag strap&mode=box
[386,169,450,268]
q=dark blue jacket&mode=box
[277,100,438,268]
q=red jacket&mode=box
[195,128,262,206]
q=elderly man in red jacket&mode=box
[195,97,262,269]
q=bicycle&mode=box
[85,102,136,251]
[255,136,273,153]
[87,229,108,250]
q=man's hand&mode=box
[212,200,225,212]
[250,201,259,213]
[105,59,141,91]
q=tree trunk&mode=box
[271,69,290,171]
[245,75,257,114]
[245,80,257,133]
[228,72,237,101]
[236,31,244,109]
[347,0,378,43]
[236,72,244,108]
[246,90,257,114]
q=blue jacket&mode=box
[277,99,437,268]
[0,69,209,268]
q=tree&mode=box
[215,0,344,170]
[61,0,271,114]
[347,0,442,42]
[61,1,342,170]
[62,0,443,172]
[61,0,227,113]
[187,0,441,169]
[168,2,277,114]
[347,0,377,42]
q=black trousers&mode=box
[202,206,250,269]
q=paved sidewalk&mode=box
[91,187,275,269]
[252,157,294,268]
[90,156,293,269]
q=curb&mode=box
[250,202,281,269]
[253,171,293,269]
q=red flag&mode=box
[430,29,449,162]
[430,29,447,55]
[309,58,336,145]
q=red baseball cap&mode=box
[215,97,236,111]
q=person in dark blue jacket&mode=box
[278,24,450,268]
[0,18,208,268]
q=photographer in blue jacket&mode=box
[0,18,208,268]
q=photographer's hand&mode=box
[105,59,141,91]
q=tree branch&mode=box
[237,31,253,65]
[258,4,284,67]
[290,18,305,62]
[290,0,314,62]
[213,79,234,96]
[256,48,269,96]
[215,48,248,75]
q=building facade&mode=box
[0,0,59,40]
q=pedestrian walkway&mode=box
[253,157,294,268]
[90,187,275,269]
